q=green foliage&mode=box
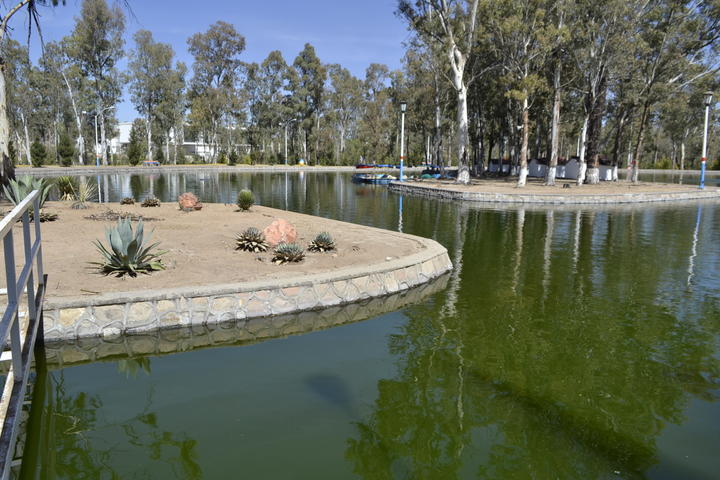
[237,189,254,210]
[308,232,336,252]
[58,133,75,166]
[8,141,17,165]
[272,242,305,264]
[127,119,147,166]
[72,180,96,209]
[241,154,252,165]
[217,152,227,164]
[235,227,269,252]
[141,196,161,207]
[30,141,46,168]
[153,145,164,163]
[55,176,77,201]
[228,150,238,166]
[120,197,135,205]
[92,218,165,277]
[3,176,52,209]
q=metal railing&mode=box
[0,190,47,479]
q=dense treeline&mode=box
[2,0,720,185]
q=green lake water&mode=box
[19,172,720,479]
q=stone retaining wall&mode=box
[389,181,720,205]
[43,274,449,367]
[42,237,451,342]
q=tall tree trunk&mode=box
[100,114,108,165]
[517,95,530,187]
[576,115,588,185]
[546,60,561,186]
[586,75,607,184]
[21,112,31,164]
[456,83,470,183]
[146,113,152,162]
[61,70,84,165]
[630,101,650,183]
[680,140,685,170]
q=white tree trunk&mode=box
[455,81,470,184]
[146,114,152,162]
[0,63,12,183]
[576,115,588,185]
[21,112,30,164]
[517,96,530,187]
[61,70,84,165]
[100,114,108,165]
[680,140,685,170]
[545,63,561,186]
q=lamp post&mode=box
[90,106,115,167]
[700,91,713,189]
[399,101,407,182]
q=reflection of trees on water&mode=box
[21,360,202,480]
[347,205,720,479]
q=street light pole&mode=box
[284,122,288,165]
[700,91,713,190]
[400,102,407,182]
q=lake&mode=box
[19,171,720,479]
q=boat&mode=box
[352,173,397,185]
[355,163,399,169]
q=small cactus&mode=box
[272,242,305,264]
[237,189,254,211]
[120,197,135,205]
[308,232,335,252]
[141,196,161,208]
[236,227,269,253]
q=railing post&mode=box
[32,195,44,286]
[3,234,21,376]
[22,210,37,331]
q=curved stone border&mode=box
[42,234,452,342]
[389,181,720,205]
[42,274,449,367]
[20,165,423,177]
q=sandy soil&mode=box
[1,202,425,299]
[412,177,715,194]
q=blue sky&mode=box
[18,0,409,121]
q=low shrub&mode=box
[308,232,336,252]
[237,189,254,211]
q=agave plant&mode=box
[237,189,254,211]
[272,242,305,264]
[120,197,135,205]
[236,227,269,252]
[141,196,161,207]
[3,176,52,209]
[308,232,335,252]
[92,217,165,277]
[72,179,96,209]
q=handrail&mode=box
[0,189,47,479]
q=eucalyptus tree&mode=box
[358,64,394,163]
[289,43,326,163]
[4,40,32,164]
[327,64,363,163]
[66,0,125,166]
[487,0,553,187]
[187,21,246,161]
[628,0,720,182]
[129,30,178,162]
[398,0,481,184]
[0,0,67,182]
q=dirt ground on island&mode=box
[413,177,716,194]
[1,202,425,299]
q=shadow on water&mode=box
[19,171,720,479]
[305,374,357,419]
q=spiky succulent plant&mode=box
[308,232,335,252]
[272,242,305,264]
[71,179,96,210]
[92,217,165,277]
[120,197,135,205]
[236,227,269,252]
[141,196,161,207]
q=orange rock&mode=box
[178,192,200,211]
[263,218,297,245]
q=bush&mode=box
[30,141,46,168]
[217,152,227,164]
[241,154,252,165]
[228,151,238,166]
[58,133,75,167]
[92,218,165,277]
[237,189,254,211]
[55,176,77,201]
